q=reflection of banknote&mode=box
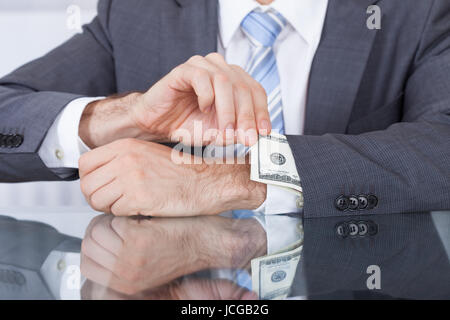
[251,244,302,300]
[250,133,302,193]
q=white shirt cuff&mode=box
[254,184,303,215]
[38,97,104,169]
[253,214,303,255]
[40,251,83,300]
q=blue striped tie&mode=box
[232,9,288,291]
[241,9,287,135]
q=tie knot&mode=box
[241,9,287,47]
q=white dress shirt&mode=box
[38,0,328,295]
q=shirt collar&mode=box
[218,0,329,48]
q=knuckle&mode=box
[192,68,208,80]
[230,64,245,73]
[206,52,224,61]
[214,73,230,84]
[253,83,267,97]
[90,197,103,212]
[188,55,204,64]
[235,82,250,93]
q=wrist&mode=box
[219,163,267,212]
[78,93,161,148]
[200,217,267,269]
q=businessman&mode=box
[1,0,450,255]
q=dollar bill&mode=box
[250,133,302,193]
[251,243,303,300]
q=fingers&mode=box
[170,62,215,113]
[80,160,118,208]
[231,65,271,136]
[177,53,270,145]
[89,179,123,213]
[212,73,236,143]
[78,141,120,178]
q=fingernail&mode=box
[248,129,258,146]
[259,120,271,134]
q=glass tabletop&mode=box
[0,208,449,300]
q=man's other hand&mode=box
[78,139,266,217]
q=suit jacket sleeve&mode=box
[0,0,115,182]
[287,0,450,218]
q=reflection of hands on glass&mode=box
[78,140,266,217]
[81,278,257,300]
[80,214,266,296]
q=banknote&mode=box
[250,133,302,193]
[251,243,303,300]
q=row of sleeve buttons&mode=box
[335,220,378,238]
[0,134,24,148]
[335,194,378,211]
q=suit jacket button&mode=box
[0,134,6,147]
[4,135,14,148]
[367,220,378,235]
[358,195,368,209]
[367,195,378,209]
[9,134,24,148]
[335,195,349,211]
[348,195,359,210]
[335,223,349,238]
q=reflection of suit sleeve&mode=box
[287,1,450,218]
[0,0,115,182]
[290,212,450,299]
[0,216,81,299]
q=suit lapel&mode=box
[304,0,381,135]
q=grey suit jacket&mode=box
[291,211,450,299]
[0,0,449,218]
[0,216,81,299]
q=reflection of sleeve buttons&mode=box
[357,221,368,236]
[335,223,349,238]
[335,220,378,238]
[367,220,378,235]
[348,222,359,236]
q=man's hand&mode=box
[80,214,267,296]
[79,53,271,148]
[79,139,266,217]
